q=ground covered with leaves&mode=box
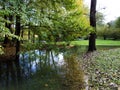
[82,48,120,90]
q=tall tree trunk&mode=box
[28,29,31,40]
[15,15,21,81]
[3,15,14,45]
[3,15,9,45]
[28,22,31,41]
[15,15,21,60]
[88,0,97,52]
[9,15,14,34]
[32,32,35,43]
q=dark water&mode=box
[0,46,120,90]
[0,48,65,90]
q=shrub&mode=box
[97,28,120,40]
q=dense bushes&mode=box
[97,28,120,40]
[0,37,4,42]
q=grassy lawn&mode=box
[71,39,120,46]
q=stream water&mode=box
[0,49,65,89]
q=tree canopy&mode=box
[0,0,91,51]
[115,17,120,28]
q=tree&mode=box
[0,0,90,55]
[96,12,104,26]
[115,17,120,28]
[88,0,97,52]
[28,0,90,44]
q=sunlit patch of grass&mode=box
[71,39,120,46]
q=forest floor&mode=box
[82,48,120,89]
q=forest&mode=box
[0,0,120,90]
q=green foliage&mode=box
[0,45,4,54]
[109,29,120,40]
[0,0,90,47]
[0,0,21,41]
[26,0,90,43]
[97,17,120,40]
[96,12,104,26]
[97,27,120,40]
[0,22,19,40]
[115,17,120,28]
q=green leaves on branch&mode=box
[0,0,91,44]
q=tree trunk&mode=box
[3,15,14,45]
[88,33,96,51]
[28,29,31,40]
[15,15,21,60]
[32,32,35,43]
[14,15,22,81]
[3,15,10,45]
[88,0,97,52]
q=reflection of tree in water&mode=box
[0,59,21,89]
[0,49,62,89]
[0,47,85,90]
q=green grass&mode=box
[71,39,120,46]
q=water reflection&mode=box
[0,49,64,89]
[0,59,21,89]
[20,50,64,74]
